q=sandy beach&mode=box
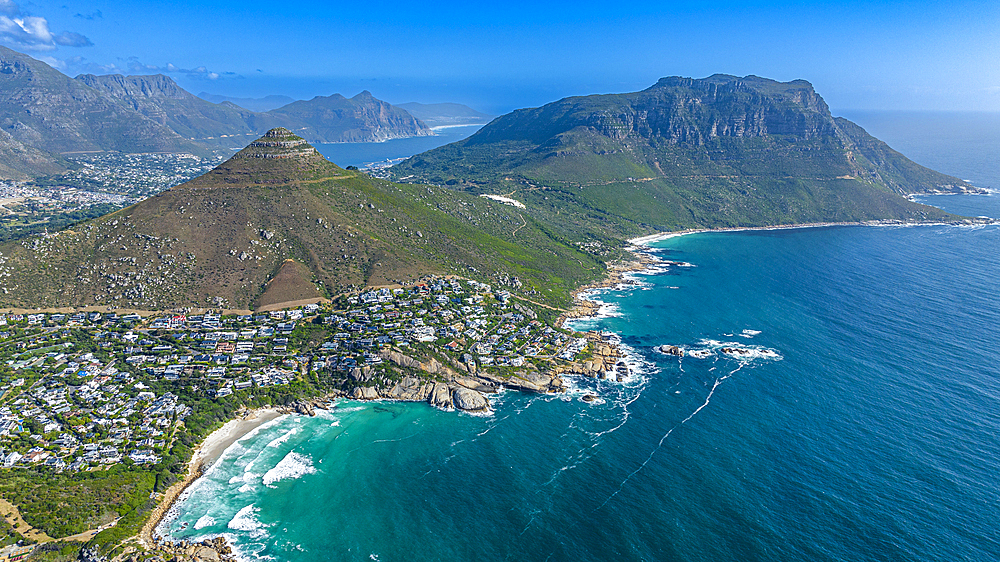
[138,407,286,547]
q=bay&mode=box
[312,124,483,170]
[161,113,1000,561]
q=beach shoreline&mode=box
[139,407,285,548]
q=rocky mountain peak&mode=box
[238,128,318,159]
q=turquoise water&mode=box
[162,114,1000,561]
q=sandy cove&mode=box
[138,407,285,548]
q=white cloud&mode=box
[0,1,91,51]
[37,54,65,69]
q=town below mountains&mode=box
[0,45,992,562]
[0,45,492,240]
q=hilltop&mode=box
[0,129,601,311]
[391,75,976,239]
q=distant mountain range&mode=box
[196,93,297,112]
[391,74,981,238]
[0,46,437,180]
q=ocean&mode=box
[312,125,484,169]
[160,113,1000,561]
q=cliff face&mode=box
[75,73,278,146]
[266,91,433,143]
[472,74,837,147]
[0,47,207,157]
[0,47,436,179]
[392,74,970,237]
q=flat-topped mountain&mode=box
[392,75,974,237]
[0,129,598,310]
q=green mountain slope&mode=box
[391,75,973,238]
[0,129,601,310]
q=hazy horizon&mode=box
[2,1,998,115]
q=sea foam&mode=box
[227,504,269,538]
[262,451,317,487]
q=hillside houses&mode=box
[0,276,592,474]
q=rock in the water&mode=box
[659,345,684,357]
[452,387,489,412]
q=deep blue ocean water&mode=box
[162,113,1000,561]
[312,124,483,169]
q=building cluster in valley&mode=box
[0,277,608,474]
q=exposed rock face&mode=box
[428,383,453,409]
[267,90,432,143]
[385,376,433,401]
[452,387,489,412]
[380,349,459,378]
[0,46,207,176]
[351,386,379,400]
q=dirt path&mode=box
[0,496,120,546]
[511,213,527,238]
[0,497,55,543]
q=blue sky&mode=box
[2,0,999,114]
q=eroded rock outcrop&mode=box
[452,387,489,412]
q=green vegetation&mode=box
[390,74,973,243]
[0,131,605,311]
[0,203,122,243]
[0,468,152,538]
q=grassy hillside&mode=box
[390,75,973,239]
[0,129,602,310]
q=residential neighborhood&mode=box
[0,276,599,475]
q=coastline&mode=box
[561,217,996,326]
[139,407,285,548]
[136,217,996,552]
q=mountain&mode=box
[0,47,442,180]
[0,128,600,310]
[397,102,493,127]
[76,73,279,148]
[197,93,297,112]
[0,46,209,175]
[390,75,973,238]
[0,128,67,180]
[77,75,434,147]
[266,91,433,143]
